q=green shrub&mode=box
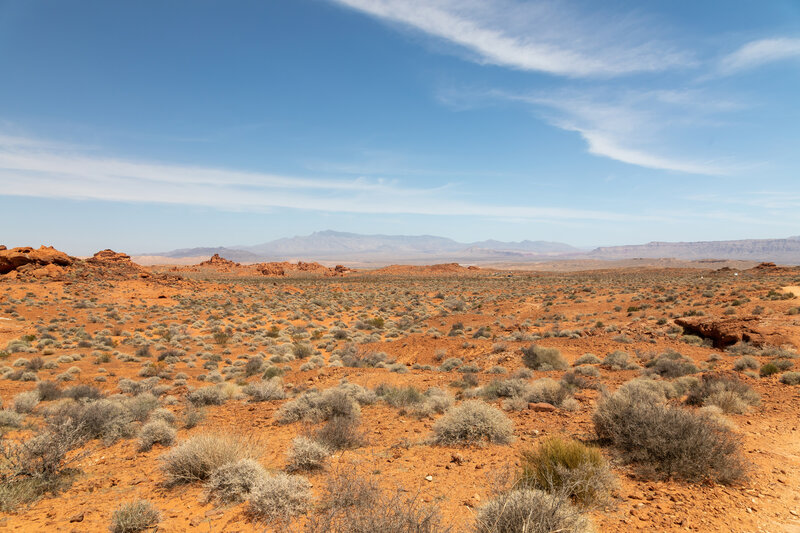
[519,436,615,507]
[760,362,779,377]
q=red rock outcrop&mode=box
[198,254,240,269]
[88,249,132,263]
[0,246,72,275]
[675,315,791,348]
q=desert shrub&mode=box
[47,399,134,443]
[149,407,176,425]
[574,354,601,365]
[0,410,23,428]
[123,393,160,422]
[36,381,62,401]
[780,372,800,385]
[475,489,590,533]
[685,373,760,413]
[137,420,176,452]
[245,356,264,377]
[601,351,639,371]
[109,500,161,533]
[286,436,330,472]
[759,362,779,377]
[206,458,268,504]
[159,434,256,485]
[643,350,698,378]
[246,473,311,523]
[432,400,513,445]
[438,357,463,372]
[292,343,314,359]
[593,387,745,483]
[244,378,285,402]
[342,350,388,368]
[13,391,39,414]
[187,385,226,406]
[518,436,614,507]
[733,356,759,371]
[617,377,677,402]
[521,344,568,371]
[306,468,450,533]
[528,378,573,407]
[182,406,205,429]
[275,387,361,424]
[314,415,365,450]
[376,385,452,417]
[572,365,600,378]
[0,420,86,510]
[481,379,529,400]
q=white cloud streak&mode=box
[331,0,692,77]
[0,134,639,222]
[719,37,800,74]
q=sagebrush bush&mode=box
[643,350,698,378]
[137,420,176,452]
[733,356,758,372]
[246,473,311,523]
[275,387,361,424]
[314,415,365,450]
[159,434,256,485]
[432,400,513,445]
[205,458,268,503]
[286,436,330,472]
[519,436,615,507]
[109,500,161,533]
[0,410,23,428]
[601,351,640,371]
[521,345,568,371]
[475,489,590,533]
[593,387,745,483]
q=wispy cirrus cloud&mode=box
[0,133,640,222]
[331,0,692,77]
[719,37,800,74]
[451,88,741,175]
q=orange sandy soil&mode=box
[1,262,800,532]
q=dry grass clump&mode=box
[286,436,330,472]
[0,409,23,428]
[306,468,450,533]
[685,373,760,414]
[205,458,268,504]
[432,400,513,445]
[521,344,568,371]
[519,436,615,507]
[109,499,161,533]
[12,391,39,413]
[475,489,591,533]
[246,472,312,524]
[137,419,176,452]
[593,385,745,483]
[159,433,257,485]
[313,414,365,450]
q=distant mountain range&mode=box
[142,231,800,265]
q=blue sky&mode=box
[1,0,799,255]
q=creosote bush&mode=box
[432,400,513,445]
[109,500,161,533]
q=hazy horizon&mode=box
[2,1,799,254]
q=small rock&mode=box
[425,475,433,482]
[68,513,84,523]
[528,402,557,412]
